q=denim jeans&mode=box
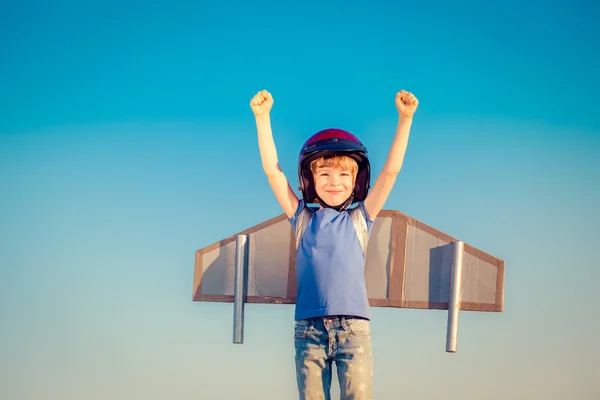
[294,316,373,400]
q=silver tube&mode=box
[446,240,464,353]
[233,234,248,344]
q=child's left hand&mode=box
[395,90,419,119]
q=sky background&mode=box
[1,0,599,399]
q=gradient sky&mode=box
[1,1,599,399]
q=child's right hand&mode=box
[250,90,274,116]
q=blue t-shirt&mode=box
[289,200,375,321]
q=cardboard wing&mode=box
[193,210,504,312]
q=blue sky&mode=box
[1,0,599,399]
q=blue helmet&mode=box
[297,128,371,208]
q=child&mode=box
[250,89,418,400]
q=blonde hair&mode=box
[310,155,358,182]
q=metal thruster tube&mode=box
[446,240,464,353]
[233,234,248,344]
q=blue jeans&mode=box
[294,316,373,400]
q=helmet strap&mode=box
[315,193,355,212]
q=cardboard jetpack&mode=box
[193,208,504,352]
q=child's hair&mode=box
[310,155,359,182]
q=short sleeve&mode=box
[357,201,375,231]
[288,199,307,231]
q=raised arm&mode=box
[364,90,419,219]
[250,90,299,218]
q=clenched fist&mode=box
[395,90,419,119]
[250,90,274,116]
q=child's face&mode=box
[313,166,355,207]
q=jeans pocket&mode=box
[345,318,371,337]
[294,319,312,339]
